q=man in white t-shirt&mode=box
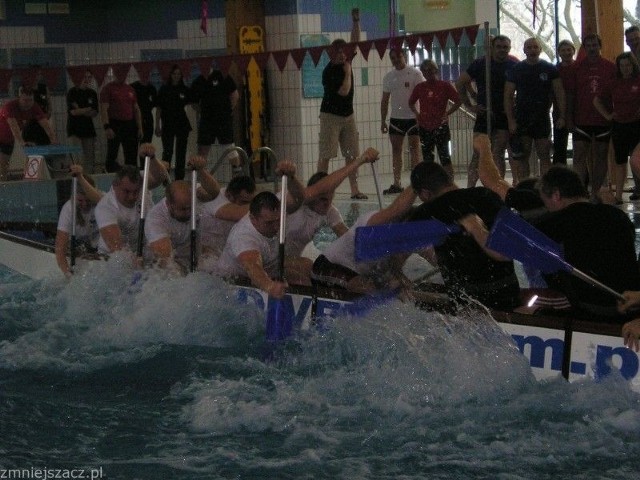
[311,187,418,293]
[285,146,380,279]
[380,48,424,194]
[199,175,257,260]
[145,155,220,271]
[55,165,104,277]
[94,144,168,256]
[216,162,304,298]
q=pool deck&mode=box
[329,167,640,218]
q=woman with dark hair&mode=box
[593,51,640,204]
[155,65,192,180]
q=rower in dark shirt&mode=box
[409,162,521,311]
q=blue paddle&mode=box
[354,219,461,262]
[265,175,293,342]
[486,207,624,301]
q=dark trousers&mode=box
[161,131,189,180]
[419,124,452,166]
[553,127,569,164]
[105,119,139,172]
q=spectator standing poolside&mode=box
[408,59,461,180]
[191,69,241,175]
[0,84,57,181]
[456,35,517,186]
[156,65,193,180]
[100,77,143,172]
[504,37,565,185]
[380,48,424,194]
[67,69,99,173]
[317,8,367,200]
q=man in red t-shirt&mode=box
[0,85,57,181]
[408,59,461,179]
[565,33,616,200]
[100,78,143,173]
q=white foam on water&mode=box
[0,255,264,372]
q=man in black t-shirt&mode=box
[317,9,366,199]
[130,79,157,143]
[409,162,522,311]
[191,69,241,175]
[534,166,640,321]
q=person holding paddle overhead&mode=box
[144,155,220,273]
[94,144,168,258]
[55,164,103,277]
[214,162,305,298]
[408,162,521,311]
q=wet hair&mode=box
[410,162,452,194]
[557,39,575,52]
[227,175,256,196]
[582,33,602,47]
[249,191,280,217]
[113,164,142,186]
[615,51,640,78]
[537,166,588,199]
[307,171,328,187]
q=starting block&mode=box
[23,145,82,180]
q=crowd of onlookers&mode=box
[0,63,241,182]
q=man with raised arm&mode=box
[317,8,367,199]
[144,155,220,272]
[94,144,168,256]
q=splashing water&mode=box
[1,262,639,479]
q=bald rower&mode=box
[145,155,220,271]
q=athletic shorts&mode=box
[197,119,234,146]
[573,124,612,143]
[318,112,360,160]
[310,254,358,289]
[611,120,640,165]
[515,113,551,140]
[473,110,509,134]
[389,118,419,136]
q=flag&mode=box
[200,0,208,35]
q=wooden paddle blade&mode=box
[265,297,293,342]
[354,220,461,262]
[486,207,569,274]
